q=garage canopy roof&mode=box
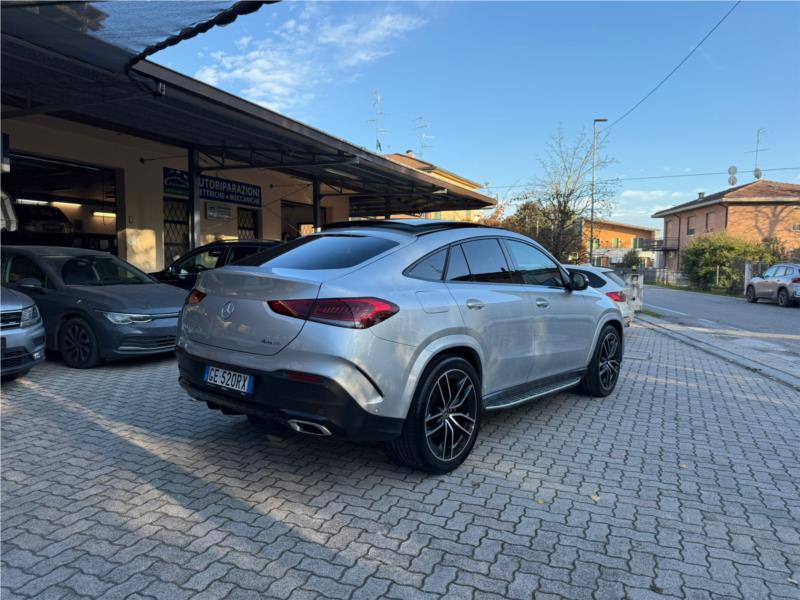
[1,1,495,216]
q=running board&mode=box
[483,376,582,412]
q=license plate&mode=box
[204,366,253,394]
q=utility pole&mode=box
[589,117,607,265]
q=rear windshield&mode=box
[44,255,154,286]
[235,234,398,270]
[602,271,626,287]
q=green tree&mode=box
[510,126,617,262]
[681,232,779,290]
[621,249,640,270]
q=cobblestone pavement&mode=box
[2,324,799,600]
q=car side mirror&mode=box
[569,272,589,291]
[16,277,44,291]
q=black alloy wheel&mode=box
[424,368,479,463]
[59,317,100,368]
[578,324,623,397]
[386,355,482,474]
[777,288,791,308]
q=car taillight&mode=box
[793,277,800,284]
[268,297,399,329]
[606,290,626,302]
[186,289,207,305]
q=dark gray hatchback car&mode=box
[1,246,188,368]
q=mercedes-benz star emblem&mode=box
[220,301,235,320]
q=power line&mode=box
[483,166,800,191]
[606,0,741,131]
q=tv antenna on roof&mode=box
[744,128,768,179]
[367,90,388,153]
[413,116,434,157]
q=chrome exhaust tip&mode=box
[287,419,332,437]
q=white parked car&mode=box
[567,265,634,326]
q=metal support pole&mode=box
[589,125,597,265]
[384,197,391,220]
[312,176,321,231]
[188,147,202,249]
[589,118,606,266]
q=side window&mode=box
[459,239,512,284]
[762,266,778,278]
[4,255,47,286]
[228,245,264,264]
[773,266,787,277]
[446,244,471,282]
[406,248,448,282]
[175,247,225,274]
[571,269,605,288]
[504,240,564,287]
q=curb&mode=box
[635,314,800,392]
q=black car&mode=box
[4,203,73,246]
[1,246,188,368]
[150,239,281,290]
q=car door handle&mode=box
[465,299,485,310]
[535,298,550,308]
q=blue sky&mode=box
[154,1,800,231]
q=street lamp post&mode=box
[589,117,607,265]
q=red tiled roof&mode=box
[652,179,800,218]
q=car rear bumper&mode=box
[1,321,46,376]
[176,347,404,442]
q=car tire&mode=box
[746,286,757,303]
[578,324,622,397]
[777,288,791,308]
[1,369,29,382]
[58,317,100,369]
[385,356,482,474]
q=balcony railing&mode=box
[639,238,679,251]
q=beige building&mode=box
[652,180,800,272]
[385,151,490,223]
[1,4,494,273]
[580,218,658,267]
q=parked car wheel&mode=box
[386,356,481,474]
[578,324,622,397]
[777,288,792,308]
[58,317,100,369]
[1,369,30,382]
[746,286,758,303]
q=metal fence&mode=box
[631,261,773,295]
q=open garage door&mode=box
[1,153,119,253]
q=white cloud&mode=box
[620,190,671,201]
[235,35,253,50]
[193,6,427,114]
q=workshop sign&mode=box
[163,168,261,207]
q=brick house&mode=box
[580,218,658,267]
[651,179,800,272]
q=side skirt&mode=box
[483,370,585,412]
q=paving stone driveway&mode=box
[2,324,799,600]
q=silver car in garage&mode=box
[178,220,624,473]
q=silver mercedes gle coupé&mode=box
[177,220,624,473]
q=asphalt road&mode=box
[644,285,800,337]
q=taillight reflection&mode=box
[186,289,207,305]
[268,297,399,329]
